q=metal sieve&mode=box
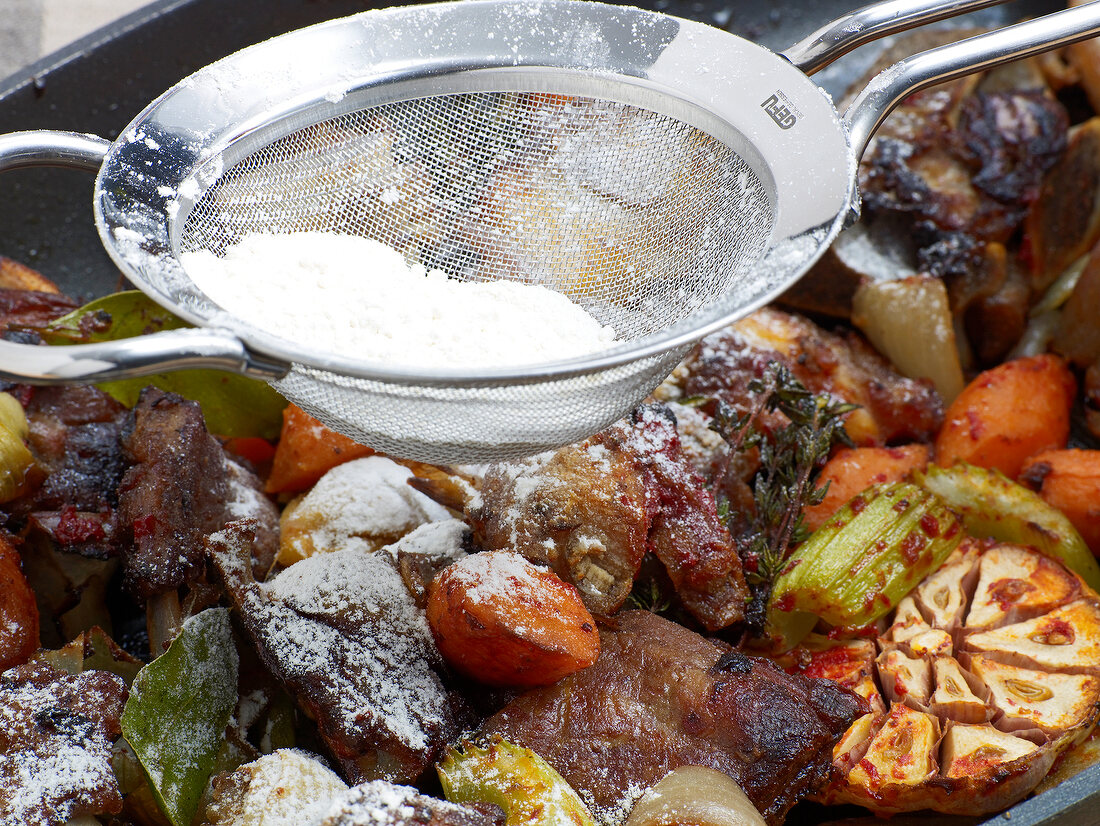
[2,0,1099,464]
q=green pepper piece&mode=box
[438,739,595,826]
[916,462,1100,592]
[769,481,964,649]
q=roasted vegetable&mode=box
[803,444,931,532]
[427,551,600,688]
[934,354,1076,479]
[1021,449,1100,555]
[624,766,766,826]
[438,738,595,826]
[851,275,966,405]
[205,749,348,826]
[0,391,36,503]
[0,534,39,670]
[265,403,374,494]
[768,482,964,649]
[815,541,1100,816]
[917,462,1100,592]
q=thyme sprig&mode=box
[711,365,855,627]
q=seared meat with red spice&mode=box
[671,307,943,448]
[16,386,130,557]
[465,405,747,631]
[118,387,278,599]
[479,610,863,826]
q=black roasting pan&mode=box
[0,1,1096,824]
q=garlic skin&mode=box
[624,766,766,826]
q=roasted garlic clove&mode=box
[876,649,932,710]
[965,599,1100,674]
[847,705,939,790]
[915,540,981,630]
[930,657,991,724]
[967,654,1100,735]
[966,543,1081,630]
[940,724,1040,778]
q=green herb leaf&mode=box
[121,608,239,826]
[38,291,287,439]
[709,364,855,634]
[40,291,190,343]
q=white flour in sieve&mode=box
[181,232,618,368]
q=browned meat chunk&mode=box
[117,387,278,598]
[479,610,864,826]
[16,385,130,557]
[207,520,467,785]
[469,422,648,620]
[322,781,504,826]
[468,405,747,631]
[674,308,943,447]
[0,659,127,825]
[599,406,747,631]
[0,288,77,331]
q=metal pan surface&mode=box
[0,1,1095,824]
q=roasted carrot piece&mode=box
[934,354,1076,480]
[804,444,931,533]
[0,535,39,670]
[265,404,374,494]
[1021,449,1100,555]
[427,551,600,688]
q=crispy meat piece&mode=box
[599,406,747,630]
[0,387,132,595]
[0,288,76,331]
[479,610,864,826]
[117,387,278,598]
[468,405,747,631]
[863,90,1066,271]
[468,427,649,619]
[322,780,504,826]
[14,386,130,558]
[207,520,467,785]
[0,659,127,825]
[675,307,943,447]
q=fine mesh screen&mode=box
[183,91,771,339]
[179,91,774,462]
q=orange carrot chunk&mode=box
[1021,449,1100,555]
[427,551,600,688]
[804,444,931,533]
[0,536,39,670]
[934,354,1075,480]
[265,404,374,494]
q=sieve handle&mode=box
[0,131,290,385]
[0,328,288,384]
[0,130,110,172]
[844,1,1100,158]
[782,0,1013,75]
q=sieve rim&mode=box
[93,0,856,387]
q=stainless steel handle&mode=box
[782,0,1013,75]
[844,0,1100,157]
[0,130,290,385]
[0,328,288,384]
[0,130,110,172]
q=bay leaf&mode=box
[120,608,239,826]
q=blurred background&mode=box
[0,0,151,80]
